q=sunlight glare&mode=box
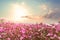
[12,4,28,21]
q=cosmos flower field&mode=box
[0,19,60,40]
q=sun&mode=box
[12,4,28,21]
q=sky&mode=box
[0,0,60,23]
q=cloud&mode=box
[40,4,48,10]
[21,15,45,23]
[44,8,60,20]
[38,4,49,16]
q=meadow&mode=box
[0,19,60,40]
